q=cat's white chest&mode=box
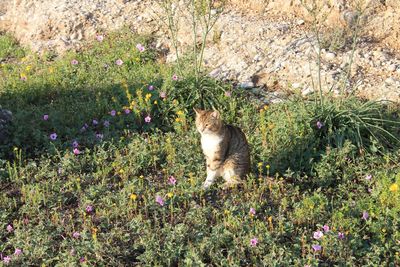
[201,134,222,157]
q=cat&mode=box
[194,108,250,188]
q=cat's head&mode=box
[194,108,223,134]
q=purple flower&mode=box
[20,76,27,81]
[6,224,13,232]
[316,121,324,129]
[72,141,79,148]
[73,232,81,238]
[224,91,232,97]
[323,225,330,232]
[96,133,104,140]
[73,148,80,155]
[50,133,58,141]
[71,59,79,65]
[92,119,98,125]
[110,110,116,116]
[249,207,256,216]
[156,195,164,206]
[86,205,94,213]
[115,59,123,66]
[96,35,104,42]
[365,174,372,181]
[3,256,11,264]
[148,85,154,91]
[160,92,167,99]
[80,257,86,263]
[144,115,151,123]
[14,248,22,256]
[312,244,322,251]
[338,232,345,239]
[172,74,178,81]
[313,230,324,239]
[250,237,258,247]
[43,114,49,121]
[104,120,110,127]
[168,176,176,185]
[124,109,131,114]
[136,43,145,52]
[362,211,369,220]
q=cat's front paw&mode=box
[203,180,213,189]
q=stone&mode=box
[387,64,397,72]
[239,81,254,89]
[301,87,314,96]
[325,52,336,61]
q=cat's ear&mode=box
[211,110,220,119]
[193,107,202,116]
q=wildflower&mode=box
[92,119,98,125]
[14,248,22,256]
[338,232,345,239]
[316,121,324,129]
[130,193,137,201]
[86,205,94,213]
[117,111,121,115]
[160,92,167,99]
[3,256,11,264]
[124,109,131,114]
[154,100,158,105]
[224,91,232,97]
[80,257,86,263]
[43,114,49,121]
[96,35,104,42]
[313,230,324,239]
[172,74,178,81]
[156,195,164,206]
[71,59,79,65]
[365,174,372,180]
[167,192,173,198]
[20,75,27,81]
[72,141,79,148]
[176,110,184,116]
[389,183,398,192]
[136,43,145,52]
[115,59,123,66]
[323,225,330,232]
[362,211,369,220]
[144,115,151,123]
[104,120,110,127]
[168,176,177,185]
[96,133,104,140]
[145,93,152,100]
[250,238,258,247]
[312,244,322,251]
[249,207,256,216]
[73,232,80,238]
[6,224,13,232]
[148,85,154,90]
[110,110,116,116]
[50,133,58,141]
[257,162,263,168]
[73,148,80,155]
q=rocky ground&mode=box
[1,0,399,102]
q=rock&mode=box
[209,68,220,78]
[239,81,254,89]
[325,52,336,61]
[301,87,314,96]
[387,64,397,72]
[296,19,305,25]
[0,108,12,142]
[292,82,301,89]
[385,77,396,85]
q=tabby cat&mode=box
[194,108,250,188]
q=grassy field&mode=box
[0,30,400,266]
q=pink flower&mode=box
[14,248,22,256]
[323,225,330,232]
[110,110,116,116]
[72,141,79,148]
[362,211,369,220]
[50,133,57,140]
[86,205,94,213]
[43,114,49,121]
[224,91,232,97]
[6,224,13,232]
[136,43,145,52]
[312,244,321,251]
[96,133,104,140]
[172,74,178,81]
[365,174,372,181]
[80,257,86,263]
[104,120,110,127]
[96,35,104,42]
[92,119,98,125]
[124,109,131,114]
[249,207,256,216]
[3,256,11,264]
[338,232,345,239]
[160,92,167,99]
[71,59,79,65]
[250,237,258,247]
[148,85,154,90]
[115,59,123,66]
[73,148,80,155]
[156,195,164,206]
[168,176,176,185]
[73,232,80,238]
[313,230,323,239]
[144,115,151,123]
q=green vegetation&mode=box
[1,31,400,266]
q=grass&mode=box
[1,30,400,266]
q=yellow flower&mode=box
[117,111,121,115]
[130,193,137,201]
[266,165,270,169]
[389,183,398,192]
[224,209,230,215]
[257,162,263,168]
[13,147,18,152]
[139,175,144,179]
[26,65,32,72]
[112,96,117,102]
[145,93,151,100]
[167,192,173,198]
[172,100,178,105]
[153,100,158,105]
[263,105,269,110]
[118,169,124,174]
[76,178,81,182]
[175,117,182,123]
[176,110,184,116]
